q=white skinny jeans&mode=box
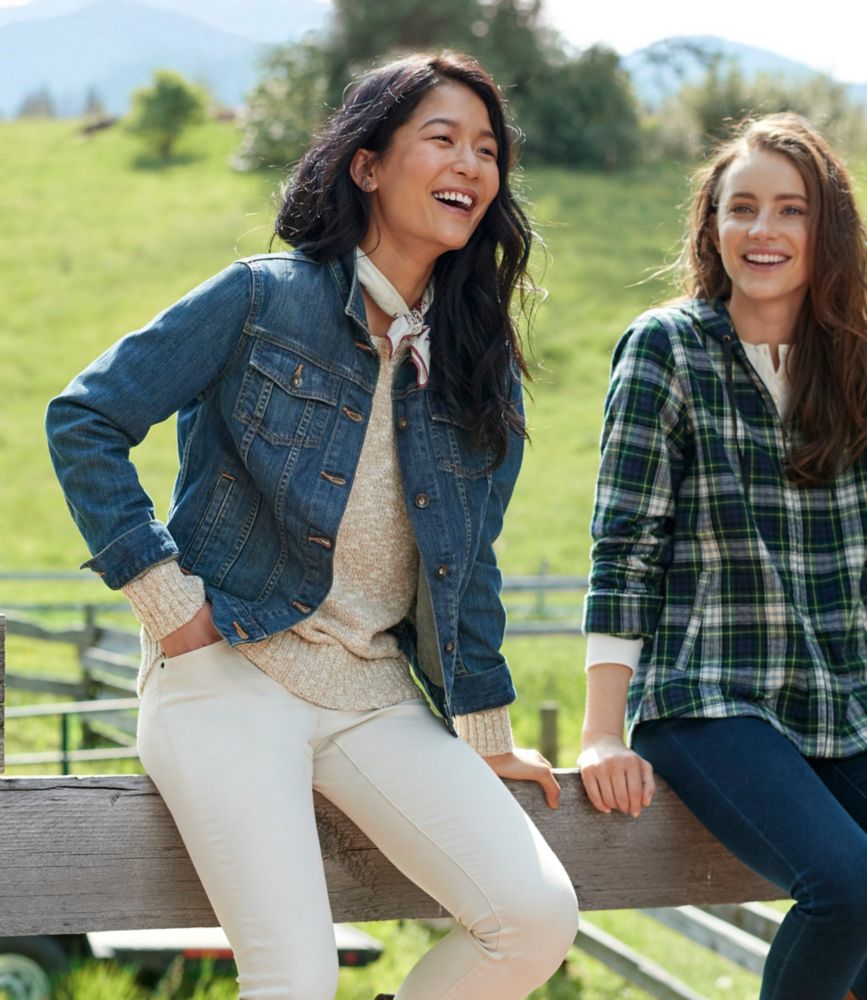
[137,640,579,1000]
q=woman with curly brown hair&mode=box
[579,114,867,1000]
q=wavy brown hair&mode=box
[679,113,867,484]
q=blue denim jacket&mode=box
[46,251,523,725]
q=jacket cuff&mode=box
[455,706,514,756]
[82,519,179,589]
[122,559,205,641]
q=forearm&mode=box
[582,662,632,742]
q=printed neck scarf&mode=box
[355,247,434,387]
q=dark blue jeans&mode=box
[633,717,867,1000]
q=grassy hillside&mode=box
[0,118,689,577]
[5,119,863,1000]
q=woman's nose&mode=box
[748,209,776,239]
[453,143,480,178]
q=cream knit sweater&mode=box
[124,337,513,755]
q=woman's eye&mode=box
[730,204,753,214]
[782,205,805,216]
[430,134,452,143]
[479,146,498,159]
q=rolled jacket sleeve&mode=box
[46,262,254,589]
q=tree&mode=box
[233,0,643,171]
[82,86,106,119]
[660,59,867,156]
[233,39,331,171]
[17,86,57,119]
[516,46,641,168]
[125,70,207,159]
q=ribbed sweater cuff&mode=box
[122,559,205,640]
[455,706,514,756]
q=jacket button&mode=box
[232,621,249,640]
[436,564,448,578]
[444,640,455,654]
[414,493,429,508]
[397,416,409,431]
[320,470,347,487]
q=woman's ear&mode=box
[350,149,378,193]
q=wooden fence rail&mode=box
[0,606,790,998]
[0,609,786,940]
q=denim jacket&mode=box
[46,251,524,726]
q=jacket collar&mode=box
[326,251,370,335]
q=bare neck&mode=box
[727,293,801,369]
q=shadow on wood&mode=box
[0,771,783,936]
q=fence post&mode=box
[60,713,71,776]
[540,701,559,768]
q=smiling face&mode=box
[713,148,812,320]
[352,81,501,269]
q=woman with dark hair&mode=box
[579,113,867,1000]
[46,51,578,999]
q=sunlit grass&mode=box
[5,119,856,999]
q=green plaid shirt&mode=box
[583,299,867,758]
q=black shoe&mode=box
[374,995,394,999]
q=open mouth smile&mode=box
[432,190,475,213]
[744,252,790,266]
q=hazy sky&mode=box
[2,0,864,84]
[542,0,865,84]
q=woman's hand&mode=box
[578,733,655,818]
[484,748,561,809]
[160,602,222,658]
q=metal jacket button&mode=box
[436,564,448,578]
[414,493,429,508]
[444,640,455,654]
[397,416,409,431]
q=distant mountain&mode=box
[0,0,331,117]
[623,35,867,108]
[0,0,329,41]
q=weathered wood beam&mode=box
[0,770,783,936]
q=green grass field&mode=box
[5,118,863,999]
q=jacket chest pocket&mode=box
[426,395,492,480]
[234,340,340,447]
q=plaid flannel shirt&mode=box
[583,299,867,758]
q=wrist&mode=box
[582,729,626,746]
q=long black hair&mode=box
[275,51,534,464]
